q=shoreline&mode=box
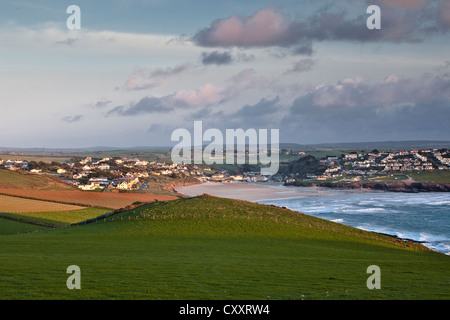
[285,181,450,193]
[175,181,364,202]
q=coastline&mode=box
[175,181,350,202]
[176,181,450,255]
[285,181,450,193]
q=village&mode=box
[0,155,269,191]
[1,148,449,190]
[294,148,450,183]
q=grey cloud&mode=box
[186,96,283,131]
[94,100,112,108]
[150,63,192,77]
[201,51,233,65]
[121,63,192,91]
[285,59,315,74]
[55,37,78,46]
[284,74,450,142]
[62,115,83,123]
[233,97,280,118]
[107,96,183,116]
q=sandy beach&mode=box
[175,181,326,202]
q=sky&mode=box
[1,0,449,148]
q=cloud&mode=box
[55,37,78,46]
[107,96,180,116]
[440,1,450,28]
[186,96,283,131]
[194,7,290,48]
[108,84,223,116]
[201,51,233,65]
[193,2,450,52]
[285,59,315,74]
[62,115,83,123]
[149,63,193,78]
[174,83,223,105]
[120,63,193,91]
[94,99,112,108]
[227,68,256,83]
[284,73,450,142]
[232,96,281,118]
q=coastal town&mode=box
[0,148,449,191]
[0,154,264,191]
[289,148,450,183]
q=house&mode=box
[98,164,110,171]
[112,177,140,190]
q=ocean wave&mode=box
[341,208,387,214]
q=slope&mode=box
[0,195,448,300]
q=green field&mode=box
[0,217,52,235]
[0,195,448,300]
[0,207,110,227]
[410,171,450,184]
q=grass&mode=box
[0,217,51,235]
[410,171,450,184]
[0,207,110,227]
[0,195,448,300]
[0,169,74,190]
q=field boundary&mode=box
[0,213,61,228]
[0,192,110,210]
[69,210,116,226]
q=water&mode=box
[257,186,450,255]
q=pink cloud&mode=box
[175,84,222,106]
[194,7,290,47]
[440,1,450,28]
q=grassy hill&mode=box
[0,169,74,190]
[0,195,449,300]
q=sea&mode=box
[255,185,450,255]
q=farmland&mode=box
[0,189,178,210]
[0,207,110,227]
[0,195,449,300]
[0,169,179,210]
[0,194,85,213]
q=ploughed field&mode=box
[0,188,177,210]
[1,195,449,300]
[0,194,85,213]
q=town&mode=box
[0,154,268,191]
[0,147,449,190]
[281,148,450,184]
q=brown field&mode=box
[0,188,179,210]
[0,194,85,213]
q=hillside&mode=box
[0,169,178,209]
[0,169,75,190]
[0,195,449,300]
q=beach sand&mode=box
[175,181,323,202]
